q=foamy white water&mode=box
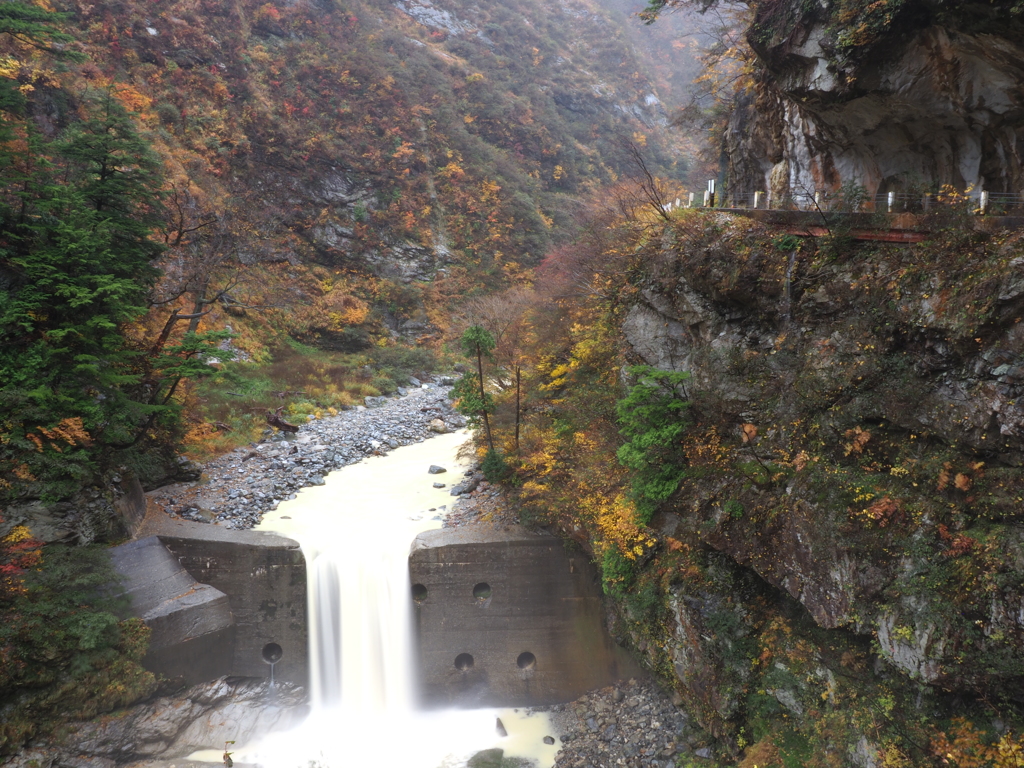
[189,429,561,768]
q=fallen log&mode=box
[266,407,300,433]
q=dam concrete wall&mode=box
[111,519,307,688]
[409,526,638,708]
[114,518,633,704]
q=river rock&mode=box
[428,465,447,474]
[467,748,504,768]
[428,418,448,433]
[46,678,305,762]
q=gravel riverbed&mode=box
[150,380,487,529]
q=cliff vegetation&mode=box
[464,198,1024,766]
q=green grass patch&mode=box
[185,339,439,459]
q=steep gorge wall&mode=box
[610,211,1024,756]
[724,1,1024,203]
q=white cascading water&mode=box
[306,537,415,712]
[192,429,560,768]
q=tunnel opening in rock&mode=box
[412,583,428,603]
[455,653,474,671]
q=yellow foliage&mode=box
[932,719,1024,768]
[37,417,92,447]
[111,83,153,114]
[843,426,871,456]
[2,525,35,547]
[13,463,36,481]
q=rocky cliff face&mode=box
[618,211,1024,750]
[724,1,1024,204]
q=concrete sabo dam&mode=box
[110,517,633,708]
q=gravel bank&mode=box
[549,678,700,768]
[151,382,469,530]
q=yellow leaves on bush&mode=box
[391,141,416,162]
[843,426,871,456]
[26,417,92,453]
[111,83,152,114]
[578,488,655,563]
[439,160,465,181]
[2,524,36,547]
[856,495,900,527]
[12,463,36,482]
[939,461,984,492]
[931,718,1024,768]
[323,293,369,330]
[682,427,730,471]
[793,450,811,471]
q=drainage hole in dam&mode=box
[516,651,536,670]
[262,642,283,664]
[454,653,474,671]
[412,583,428,603]
[472,582,492,601]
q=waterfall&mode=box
[194,431,559,768]
[305,537,416,713]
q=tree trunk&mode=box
[514,365,521,454]
[476,345,495,453]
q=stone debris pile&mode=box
[549,678,700,768]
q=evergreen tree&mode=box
[0,89,168,498]
[452,325,497,453]
[616,365,691,524]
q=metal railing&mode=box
[661,187,1024,216]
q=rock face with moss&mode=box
[723,0,1024,202]
[616,212,1024,753]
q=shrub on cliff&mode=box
[616,365,692,524]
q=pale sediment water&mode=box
[188,430,560,767]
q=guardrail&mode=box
[660,187,1024,216]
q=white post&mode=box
[754,191,763,209]
[675,198,681,208]
[703,190,711,207]
[980,190,989,215]
[688,192,695,208]
[887,190,895,213]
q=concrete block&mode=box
[110,537,234,685]
[156,526,307,687]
